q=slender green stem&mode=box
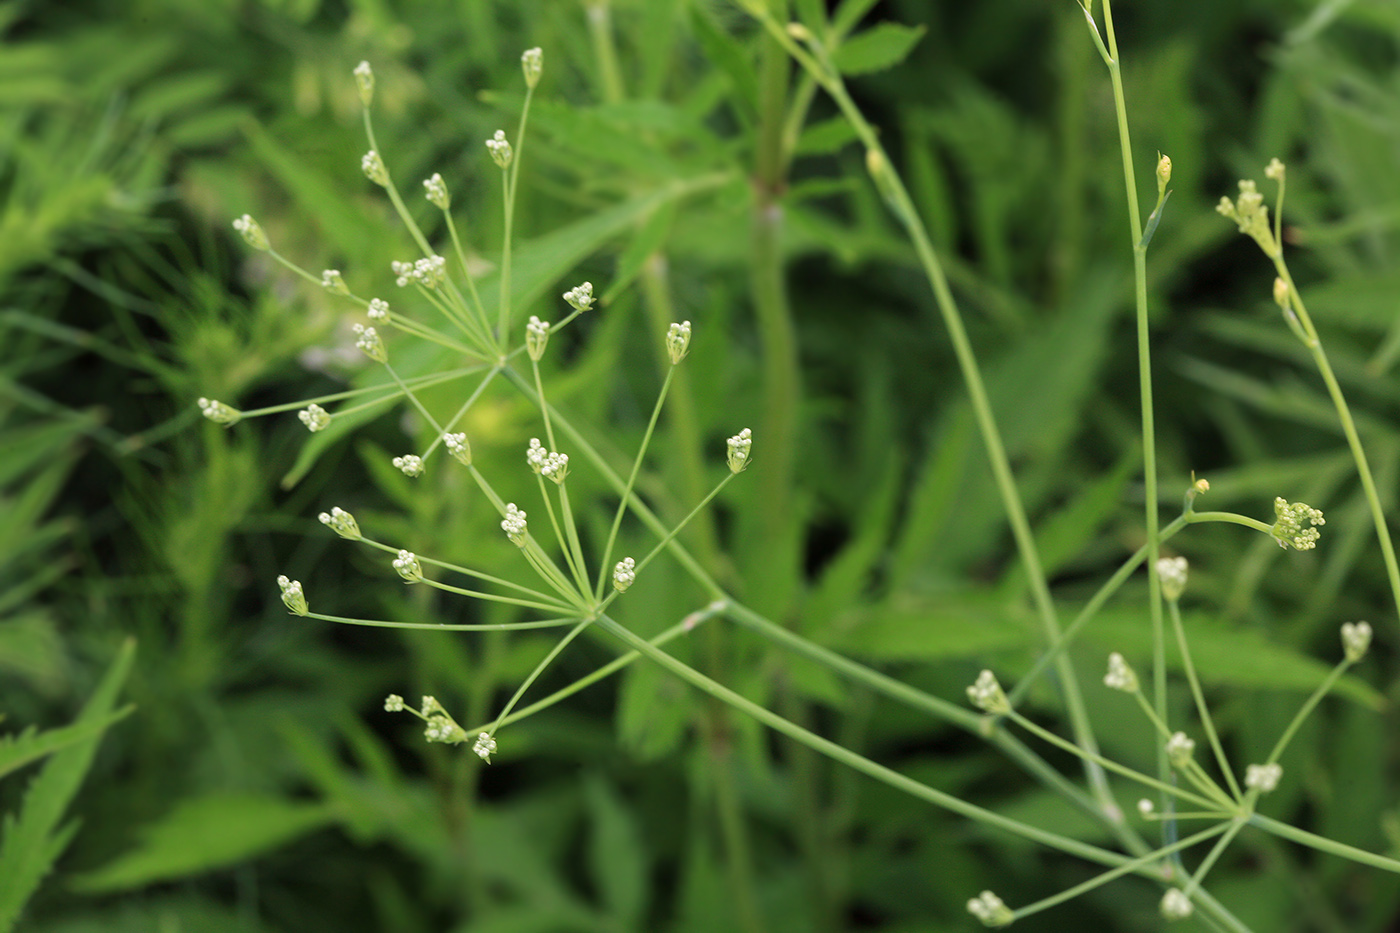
[1168,598,1243,801]
[1263,658,1351,767]
[306,611,580,632]
[1250,813,1400,873]
[488,617,594,736]
[595,365,675,599]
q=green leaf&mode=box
[71,792,336,893]
[600,198,676,306]
[795,115,861,156]
[832,22,926,77]
[0,639,135,927]
[584,775,646,927]
[0,707,133,782]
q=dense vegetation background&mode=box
[5,0,1400,930]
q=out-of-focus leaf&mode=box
[832,22,926,76]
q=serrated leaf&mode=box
[71,792,335,893]
[832,22,926,76]
[0,707,132,782]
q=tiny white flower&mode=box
[444,432,472,466]
[353,61,374,108]
[502,503,528,546]
[966,670,1010,715]
[1156,556,1189,602]
[368,297,391,321]
[525,315,550,361]
[352,323,388,363]
[726,428,752,474]
[1137,798,1155,818]
[317,506,361,540]
[277,575,308,616]
[1265,157,1286,182]
[232,214,270,251]
[966,890,1013,927]
[321,269,349,295]
[197,397,242,426]
[362,149,389,187]
[562,281,594,312]
[392,454,423,477]
[1166,732,1196,769]
[486,130,513,169]
[1271,497,1324,550]
[1160,888,1193,921]
[1103,652,1138,693]
[392,549,423,582]
[383,693,405,712]
[423,172,450,210]
[613,557,636,593]
[666,320,692,365]
[298,403,331,433]
[1342,621,1372,663]
[521,47,543,88]
[473,731,497,762]
[1245,762,1282,793]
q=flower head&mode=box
[1265,157,1286,182]
[1217,175,1279,256]
[444,432,472,466]
[1270,497,1324,550]
[232,214,270,252]
[613,557,636,593]
[353,323,388,363]
[383,693,405,712]
[299,403,331,433]
[1104,653,1139,693]
[197,397,242,426]
[1342,621,1372,663]
[472,731,497,762]
[726,428,752,474]
[521,47,543,88]
[423,172,450,210]
[525,438,568,484]
[666,320,692,365]
[392,454,423,477]
[361,149,389,187]
[1166,732,1196,769]
[392,549,423,582]
[321,269,349,296]
[368,297,390,321]
[421,699,467,744]
[486,130,513,169]
[525,315,550,361]
[1156,556,1189,602]
[1156,152,1172,197]
[966,890,1014,927]
[318,506,361,540]
[1245,762,1282,793]
[391,256,446,290]
[353,61,374,108]
[502,503,528,546]
[562,281,594,312]
[1160,888,1193,921]
[966,670,1010,715]
[277,575,308,616]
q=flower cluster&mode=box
[525,315,550,361]
[966,670,1010,715]
[1342,621,1372,663]
[392,255,447,289]
[1156,555,1188,602]
[613,557,636,593]
[1166,732,1195,769]
[197,397,241,426]
[367,297,391,321]
[1103,653,1138,693]
[562,281,594,312]
[423,173,450,210]
[277,575,308,616]
[1245,762,1282,793]
[392,549,423,582]
[232,214,269,252]
[299,403,330,433]
[420,696,467,744]
[361,149,389,187]
[352,323,388,363]
[1270,497,1324,550]
[525,438,568,483]
[485,130,513,168]
[443,432,472,466]
[501,503,528,546]
[726,428,752,474]
[666,320,692,365]
[966,890,1013,927]
[392,454,424,477]
[317,506,361,540]
[1216,177,1278,257]
[321,269,349,295]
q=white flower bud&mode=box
[486,130,513,169]
[1341,621,1372,663]
[501,503,528,546]
[392,549,423,582]
[444,432,472,466]
[966,890,1013,927]
[525,315,550,361]
[966,670,1010,715]
[317,506,361,540]
[726,428,752,474]
[1156,556,1188,602]
[361,150,389,187]
[1160,888,1193,921]
[423,173,450,210]
[321,269,349,295]
[562,281,594,312]
[521,47,543,89]
[1245,762,1282,793]
[298,403,331,433]
[277,575,308,616]
[472,731,497,762]
[232,214,270,251]
[353,61,374,108]
[613,557,636,593]
[353,323,388,363]
[1166,732,1196,769]
[383,693,405,712]
[197,397,242,426]
[666,320,692,365]
[368,297,390,321]
[1103,653,1138,693]
[392,454,423,477]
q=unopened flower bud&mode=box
[473,731,497,762]
[423,173,450,210]
[392,454,423,477]
[521,47,543,88]
[353,323,388,363]
[232,214,270,251]
[1156,152,1172,197]
[361,150,389,187]
[1270,497,1324,550]
[666,320,692,365]
[966,890,1013,927]
[353,61,374,108]
[501,503,528,546]
[525,315,550,360]
[1341,621,1372,663]
[613,557,636,593]
[1245,762,1282,793]
[562,281,594,312]
[486,130,513,169]
[318,506,361,540]
[726,428,752,474]
[444,432,472,466]
[1166,732,1195,769]
[384,693,405,712]
[1273,277,1290,310]
[298,404,331,432]
[321,269,349,295]
[1160,888,1193,921]
[392,549,423,582]
[1265,157,1285,182]
[277,575,308,616]
[197,397,242,426]
[1156,556,1189,602]
[1104,653,1139,693]
[966,670,1010,715]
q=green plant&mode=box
[185,2,1400,927]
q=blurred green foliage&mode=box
[4,0,1400,930]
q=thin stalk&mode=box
[306,611,581,632]
[488,617,594,736]
[1168,598,1243,801]
[1250,813,1400,873]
